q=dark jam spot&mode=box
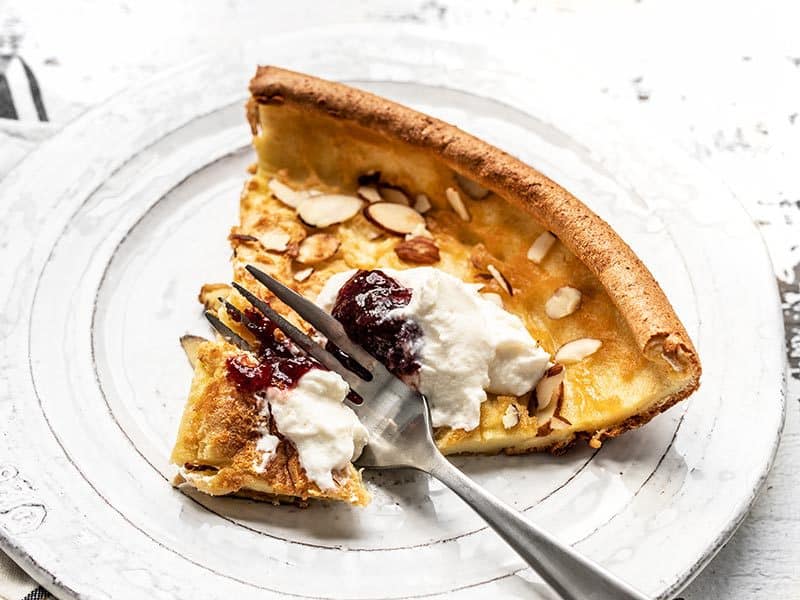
[225,305,319,391]
[226,354,273,392]
[225,303,242,322]
[331,270,421,378]
[225,270,421,393]
[270,356,317,390]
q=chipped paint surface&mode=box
[0,1,798,598]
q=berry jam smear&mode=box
[226,269,421,394]
[331,270,421,378]
[225,306,318,392]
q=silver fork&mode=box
[208,264,650,600]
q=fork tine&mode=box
[231,282,370,394]
[204,310,252,351]
[244,264,383,374]
[219,297,258,338]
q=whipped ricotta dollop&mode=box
[318,267,551,431]
[252,421,280,473]
[266,369,368,490]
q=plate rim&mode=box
[0,24,787,600]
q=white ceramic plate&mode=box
[0,26,785,600]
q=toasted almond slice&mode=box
[535,364,565,411]
[549,416,572,431]
[413,194,432,214]
[293,267,314,282]
[487,264,512,295]
[364,202,426,235]
[404,223,434,240]
[534,366,565,429]
[455,173,490,199]
[501,404,520,429]
[357,185,383,204]
[527,231,557,264]
[258,230,291,253]
[297,194,362,228]
[379,186,411,206]
[297,233,340,264]
[480,292,504,307]
[268,178,311,209]
[555,338,602,364]
[180,335,208,368]
[445,187,470,221]
[535,395,559,428]
[545,286,582,319]
[229,232,258,243]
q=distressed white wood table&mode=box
[0,1,797,598]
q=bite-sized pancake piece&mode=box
[171,339,369,506]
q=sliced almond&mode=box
[545,286,582,319]
[379,186,410,206]
[258,230,291,253]
[268,178,311,209]
[364,202,426,235]
[455,173,490,199]
[180,335,208,368]
[480,292,504,307]
[533,364,566,430]
[229,232,258,243]
[445,187,470,221]
[469,243,492,271]
[297,194,362,228]
[357,185,383,204]
[549,416,572,431]
[404,223,434,240]
[535,364,565,411]
[394,237,440,265]
[555,338,602,364]
[297,233,340,264]
[413,194,432,214]
[535,395,559,430]
[293,267,314,282]
[502,404,520,429]
[487,264,512,295]
[527,231,557,264]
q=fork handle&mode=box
[427,454,651,600]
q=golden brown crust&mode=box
[171,341,370,506]
[248,66,700,448]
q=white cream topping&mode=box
[318,267,551,432]
[267,369,368,490]
[252,423,280,473]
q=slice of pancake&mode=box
[171,339,370,506]
[171,66,701,506]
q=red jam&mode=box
[225,270,421,393]
[330,270,421,378]
[225,305,318,391]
